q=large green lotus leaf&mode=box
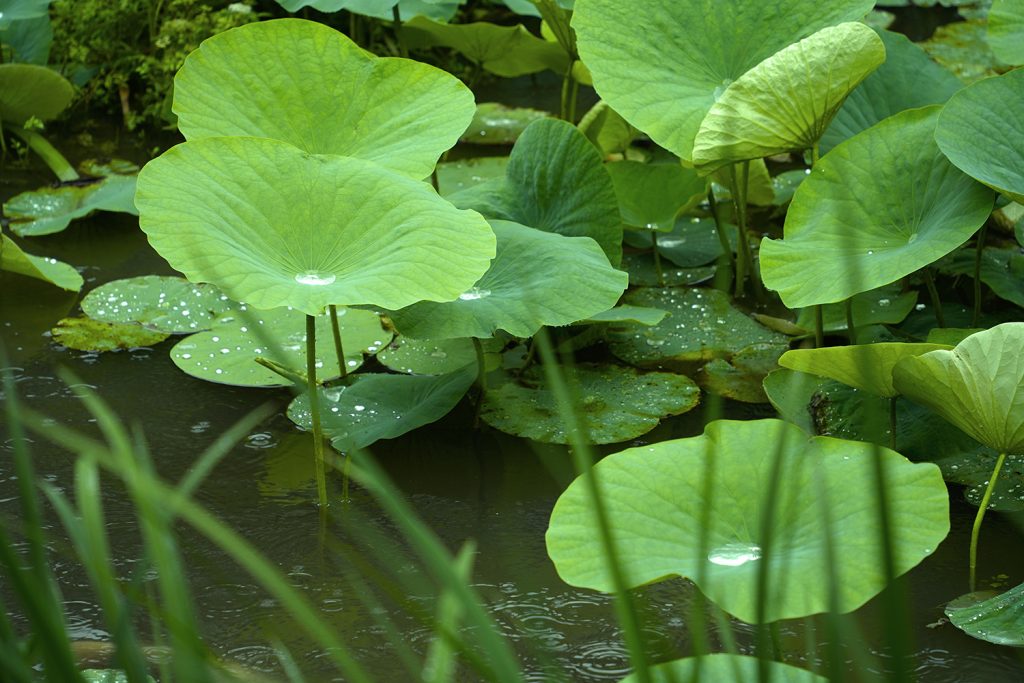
[173,19,473,179]
[578,305,667,326]
[135,137,495,316]
[287,364,477,452]
[605,287,787,368]
[460,103,550,145]
[577,100,638,157]
[710,158,776,207]
[401,16,566,77]
[623,216,738,268]
[377,336,501,375]
[0,234,82,291]
[5,171,138,237]
[620,654,827,683]
[989,0,1024,64]
[607,161,707,230]
[480,363,700,444]
[435,157,509,197]
[763,368,829,433]
[450,118,623,265]
[700,343,785,404]
[51,317,169,353]
[922,18,1007,84]
[821,29,963,155]
[0,62,73,124]
[939,450,1024,512]
[779,343,950,397]
[571,0,874,163]
[946,582,1024,646]
[691,23,885,172]
[939,247,1024,309]
[80,276,234,334]
[277,0,459,21]
[893,323,1024,452]
[170,306,390,387]
[621,254,716,288]
[0,0,50,29]
[1,13,53,64]
[760,106,994,308]
[935,69,1024,204]
[793,286,918,335]
[546,418,949,623]
[387,220,626,339]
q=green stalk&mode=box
[707,189,736,285]
[560,60,579,122]
[972,222,989,327]
[970,452,1007,592]
[845,298,856,345]
[392,6,408,58]
[306,315,328,507]
[728,164,748,297]
[922,268,945,328]
[814,305,824,348]
[329,305,349,384]
[651,229,664,286]
[10,126,78,182]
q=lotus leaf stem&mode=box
[814,305,824,348]
[328,305,348,385]
[306,314,328,508]
[922,268,946,328]
[972,222,989,327]
[707,189,735,291]
[969,451,1006,592]
[650,229,664,286]
[10,126,78,182]
[728,163,749,297]
[560,60,580,122]
[392,6,408,58]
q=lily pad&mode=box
[0,62,73,123]
[941,450,1024,512]
[779,343,951,397]
[699,343,785,403]
[927,327,984,346]
[173,18,474,179]
[760,106,994,308]
[989,0,1024,64]
[5,164,139,237]
[51,317,170,352]
[946,582,1024,646]
[820,28,963,155]
[922,18,1007,83]
[80,276,235,334]
[571,0,874,163]
[387,220,626,339]
[763,368,830,433]
[939,247,1024,309]
[1,13,53,65]
[136,137,495,316]
[621,254,716,288]
[771,169,810,207]
[546,418,949,623]
[624,216,738,268]
[434,157,509,197]
[606,161,707,230]
[691,22,885,172]
[577,305,668,326]
[935,68,1024,204]
[604,287,787,368]
[0,234,82,291]
[450,118,622,265]
[0,0,51,29]
[376,336,501,375]
[82,670,155,683]
[170,306,390,387]
[460,103,550,145]
[894,323,1024,452]
[794,286,919,334]
[480,363,700,445]
[287,364,477,452]
[621,654,828,683]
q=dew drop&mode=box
[295,271,337,286]
[458,287,491,301]
[708,543,762,567]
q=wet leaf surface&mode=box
[51,317,169,352]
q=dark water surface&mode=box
[3,180,1024,682]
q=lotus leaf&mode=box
[51,317,169,353]
[760,107,993,308]
[621,255,716,288]
[620,654,827,683]
[287,364,477,452]
[277,0,459,20]
[935,68,1024,204]
[435,157,509,197]
[135,137,495,316]
[450,118,622,264]
[922,18,1007,83]
[605,287,787,368]
[946,582,1024,646]
[623,217,737,268]
[771,169,810,207]
[1,13,52,64]
[577,100,637,156]
[989,0,1024,64]
[0,62,73,124]
[571,0,874,163]
[80,276,234,334]
[170,306,389,387]
[173,19,474,179]
[607,161,707,230]
[480,363,700,444]
[0,234,82,291]
[926,327,985,346]
[763,368,829,433]
[81,669,155,683]
[700,343,785,404]
[460,103,549,145]
[942,451,1024,512]
[546,418,949,623]
[578,305,667,326]
[821,29,963,154]
[377,336,501,375]
[387,220,626,339]
[940,247,1024,309]
[780,343,950,397]
[793,286,918,334]
[0,0,50,29]
[893,323,1024,452]
[711,158,775,206]
[5,167,138,237]
[691,23,885,172]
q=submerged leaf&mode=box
[51,317,169,352]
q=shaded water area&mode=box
[3,113,1024,681]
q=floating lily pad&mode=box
[926,327,983,346]
[935,68,1024,204]
[0,234,82,291]
[942,451,1024,512]
[621,254,716,288]
[136,137,495,316]
[691,23,885,171]
[174,18,474,179]
[607,161,707,230]
[946,582,1024,646]
[577,305,668,326]
[605,287,787,368]
[51,317,170,352]
[621,654,828,683]
[760,106,993,308]
[377,336,501,375]
[571,0,873,163]
[80,276,235,334]
[939,247,1024,309]
[170,306,390,387]
[435,157,509,197]
[480,363,700,444]
[546,418,949,623]
[460,103,550,145]
[5,163,139,237]
[771,169,810,207]
[624,216,738,268]
[82,670,155,683]
[287,364,477,452]
[700,343,785,403]
[989,0,1024,64]
[794,286,918,334]
[922,18,1007,83]
[450,118,623,265]
[0,62,73,124]
[821,28,963,154]
[780,343,950,397]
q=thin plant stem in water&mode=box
[329,305,348,384]
[650,229,664,286]
[306,314,328,507]
[707,189,736,291]
[970,452,1007,592]
[728,163,749,297]
[972,221,989,327]
[391,6,408,58]
[560,60,580,122]
[922,268,946,328]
